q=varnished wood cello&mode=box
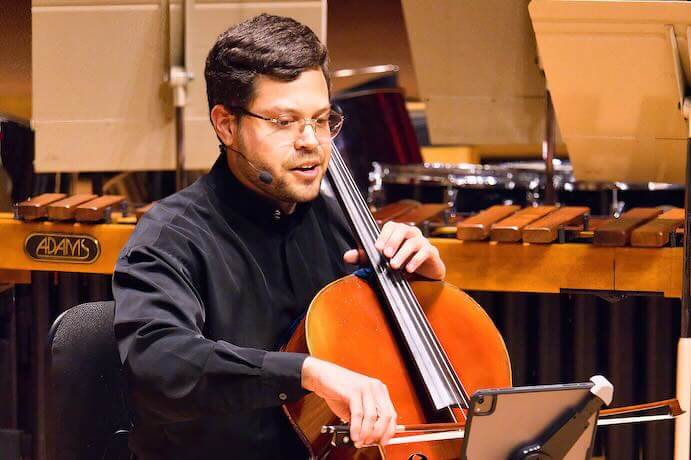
[283,143,513,459]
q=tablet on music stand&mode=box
[461,376,612,460]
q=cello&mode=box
[283,142,512,459]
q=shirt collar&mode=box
[205,153,310,226]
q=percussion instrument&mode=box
[369,161,574,213]
[0,193,139,277]
[369,161,685,216]
[372,201,686,299]
[2,193,687,298]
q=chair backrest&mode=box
[47,301,131,460]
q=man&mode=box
[113,13,446,459]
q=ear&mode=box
[210,104,236,147]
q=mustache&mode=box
[285,155,326,169]
[284,144,329,169]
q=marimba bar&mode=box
[16,193,127,223]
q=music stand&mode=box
[461,376,613,460]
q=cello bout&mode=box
[283,275,511,459]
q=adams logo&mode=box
[25,233,100,263]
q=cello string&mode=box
[328,147,468,410]
[327,146,465,407]
[330,146,470,410]
[328,144,468,409]
[327,147,463,398]
[389,264,471,407]
[327,145,466,407]
[328,150,468,411]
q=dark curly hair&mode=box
[204,13,330,113]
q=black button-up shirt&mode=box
[113,154,355,459]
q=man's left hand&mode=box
[343,222,446,281]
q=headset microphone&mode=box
[225,145,274,185]
[257,170,274,185]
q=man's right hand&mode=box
[301,357,398,448]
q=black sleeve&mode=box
[112,244,308,423]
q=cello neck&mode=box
[326,142,470,411]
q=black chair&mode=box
[47,301,132,460]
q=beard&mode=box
[234,135,327,204]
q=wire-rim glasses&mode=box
[229,106,344,140]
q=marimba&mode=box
[373,201,686,298]
[373,199,683,458]
[0,194,148,279]
[2,195,686,299]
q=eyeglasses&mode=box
[229,106,344,140]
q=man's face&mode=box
[229,69,332,208]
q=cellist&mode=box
[112,13,446,460]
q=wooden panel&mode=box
[420,144,569,163]
[490,206,556,242]
[523,206,589,243]
[32,1,325,172]
[0,217,133,274]
[437,239,684,298]
[594,208,661,246]
[420,146,478,164]
[402,0,548,145]
[329,0,418,98]
[435,239,615,294]
[614,247,682,298]
[529,0,691,184]
[457,205,520,241]
[657,207,683,220]
[631,208,684,248]
[32,2,175,172]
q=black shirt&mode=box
[113,154,355,459]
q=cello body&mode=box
[283,275,512,459]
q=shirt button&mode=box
[278,392,288,401]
